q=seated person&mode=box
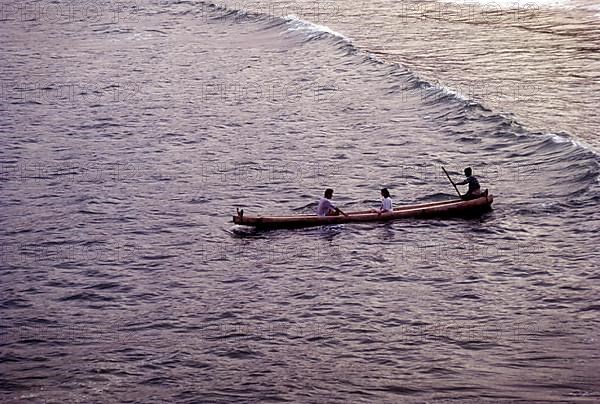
[317,188,347,216]
[456,167,483,200]
[372,188,393,214]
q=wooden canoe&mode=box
[233,193,494,229]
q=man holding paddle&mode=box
[443,166,485,200]
[317,188,349,216]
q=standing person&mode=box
[317,188,348,216]
[372,188,393,214]
[456,167,483,200]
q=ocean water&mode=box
[1,0,599,402]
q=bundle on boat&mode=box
[233,194,494,229]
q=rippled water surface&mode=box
[1,0,599,402]
[218,0,600,146]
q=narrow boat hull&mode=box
[233,194,494,229]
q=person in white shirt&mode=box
[372,188,393,214]
[317,188,348,216]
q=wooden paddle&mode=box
[442,166,462,198]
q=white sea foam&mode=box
[545,133,600,158]
[284,15,352,42]
[429,82,471,102]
